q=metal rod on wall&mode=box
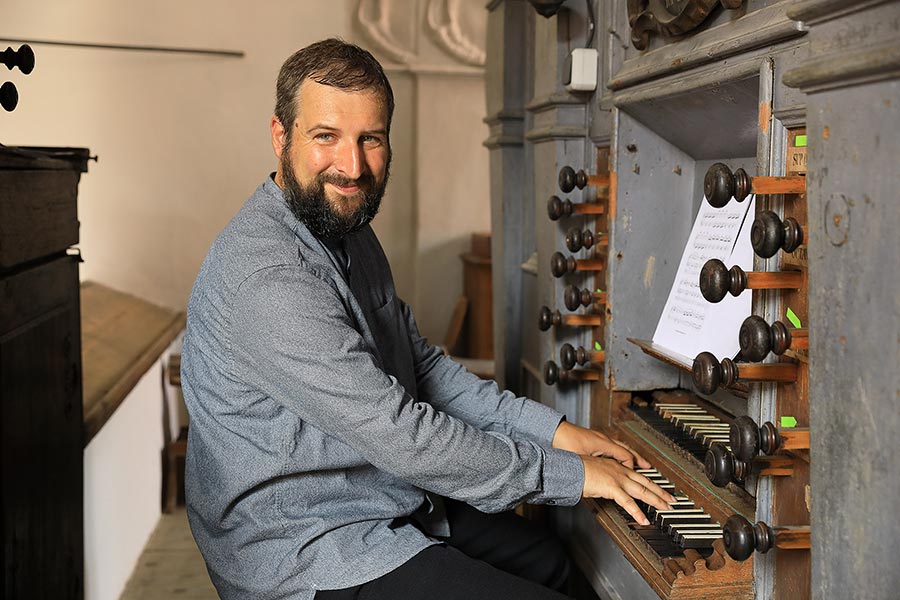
[0,37,244,58]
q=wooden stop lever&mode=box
[739,315,809,362]
[565,227,608,252]
[751,211,806,258]
[730,415,810,462]
[705,442,794,487]
[692,351,798,395]
[560,343,605,369]
[551,252,605,278]
[547,195,606,221]
[558,166,610,194]
[723,515,810,561]
[543,360,600,385]
[563,285,606,311]
[538,306,603,331]
[704,162,806,208]
[699,259,803,303]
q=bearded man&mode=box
[181,38,673,600]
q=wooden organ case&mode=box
[485,1,899,599]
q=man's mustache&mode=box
[318,172,375,189]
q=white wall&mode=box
[2,0,491,343]
[83,360,165,600]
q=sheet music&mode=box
[652,195,755,363]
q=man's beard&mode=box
[280,151,388,241]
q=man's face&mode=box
[272,81,390,239]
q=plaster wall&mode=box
[2,0,490,342]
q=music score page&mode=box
[652,195,755,365]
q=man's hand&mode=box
[581,456,675,525]
[552,420,651,469]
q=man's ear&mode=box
[271,115,286,159]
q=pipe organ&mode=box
[485,1,900,599]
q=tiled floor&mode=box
[120,508,219,599]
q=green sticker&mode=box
[596,288,604,294]
[795,134,808,148]
[594,341,603,351]
[781,416,797,428]
[786,307,802,328]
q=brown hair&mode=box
[274,38,394,143]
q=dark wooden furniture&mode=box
[0,146,90,599]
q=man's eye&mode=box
[362,136,382,145]
[315,133,334,141]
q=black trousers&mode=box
[315,499,573,599]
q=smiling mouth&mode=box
[327,182,361,195]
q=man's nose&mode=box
[334,141,364,180]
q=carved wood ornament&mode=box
[627,0,743,50]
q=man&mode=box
[182,38,673,599]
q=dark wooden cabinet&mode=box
[1,146,89,599]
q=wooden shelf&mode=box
[81,281,184,445]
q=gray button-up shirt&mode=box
[181,177,584,599]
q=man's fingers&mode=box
[613,440,651,469]
[622,478,673,513]
[625,470,677,504]
[603,444,635,468]
[613,490,650,526]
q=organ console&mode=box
[538,306,602,331]
[704,443,794,488]
[563,284,606,311]
[565,227,607,252]
[559,343,604,369]
[692,352,798,395]
[704,162,806,208]
[486,3,843,593]
[550,251,604,278]
[543,360,600,385]
[722,515,810,561]
[558,165,610,194]
[699,259,803,303]
[739,315,808,362]
[547,195,606,220]
[751,211,806,258]
[730,416,810,462]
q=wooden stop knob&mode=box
[563,284,591,311]
[723,515,774,561]
[739,316,792,361]
[704,163,751,208]
[565,227,597,252]
[1,81,18,112]
[547,195,573,221]
[2,44,35,75]
[705,443,749,487]
[550,252,575,278]
[538,306,558,331]
[544,360,560,385]
[751,210,804,258]
[692,352,737,395]
[558,166,588,193]
[699,259,747,303]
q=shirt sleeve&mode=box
[397,299,566,447]
[229,266,584,512]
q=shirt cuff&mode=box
[515,400,567,446]
[535,447,584,507]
